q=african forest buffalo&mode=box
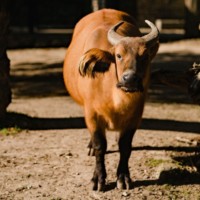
[63,9,159,191]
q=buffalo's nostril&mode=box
[122,74,129,81]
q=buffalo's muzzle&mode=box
[117,72,144,93]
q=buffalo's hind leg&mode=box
[117,129,135,190]
[90,130,107,191]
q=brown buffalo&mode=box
[63,9,159,191]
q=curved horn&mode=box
[107,21,124,45]
[142,20,159,47]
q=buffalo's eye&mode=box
[116,53,122,60]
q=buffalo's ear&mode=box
[148,41,159,60]
[79,48,114,77]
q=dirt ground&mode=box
[0,39,200,200]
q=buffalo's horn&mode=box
[142,20,159,47]
[107,21,124,45]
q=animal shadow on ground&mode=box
[1,112,200,133]
[105,151,200,191]
[1,112,199,192]
[136,152,200,187]
[10,62,67,98]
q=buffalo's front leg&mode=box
[117,129,135,190]
[91,131,107,191]
[87,139,95,156]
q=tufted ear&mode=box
[79,48,114,77]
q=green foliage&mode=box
[0,127,22,136]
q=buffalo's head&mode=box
[79,20,159,93]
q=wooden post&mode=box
[0,0,11,119]
[184,0,200,38]
[91,0,106,11]
[27,0,38,33]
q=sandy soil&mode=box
[0,39,200,200]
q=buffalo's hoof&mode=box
[117,174,131,190]
[87,140,95,156]
[88,147,95,156]
[91,178,106,191]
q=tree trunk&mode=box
[0,0,11,119]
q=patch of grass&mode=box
[145,158,167,167]
[162,184,172,191]
[159,185,194,200]
[145,158,183,169]
[0,127,22,136]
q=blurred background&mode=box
[6,0,200,48]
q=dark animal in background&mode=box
[63,9,159,191]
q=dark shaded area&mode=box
[9,50,200,104]
[10,61,67,97]
[106,146,200,155]
[106,170,200,191]
[173,154,200,172]
[6,0,198,48]
[6,32,186,49]
[1,112,199,134]
[134,152,200,188]
[7,33,73,49]
[133,146,200,153]
[0,0,12,118]
[151,63,200,103]
[107,146,200,156]
[0,112,85,130]
[149,52,200,104]
[153,52,200,71]
[141,118,200,133]
[184,0,200,38]
[9,0,91,30]
[134,169,200,187]
[11,71,66,97]
[7,0,91,48]
[105,152,200,192]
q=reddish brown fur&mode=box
[64,9,158,131]
[63,9,159,190]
